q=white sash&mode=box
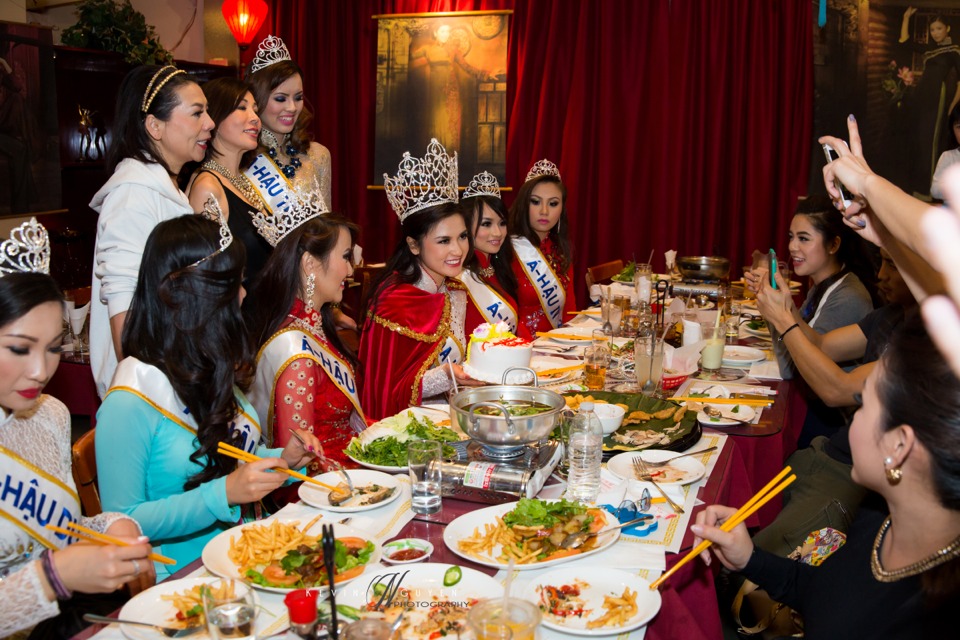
[512,236,565,329]
[0,444,82,550]
[251,328,366,445]
[437,334,463,366]
[107,358,261,454]
[244,153,297,214]
[457,271,518,333]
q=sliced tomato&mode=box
[337,536,369,551]
[262,563,301,586]
[542,548,582,562]
[333,565,366,583]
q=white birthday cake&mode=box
[463,322,533,384]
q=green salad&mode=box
[346,412,460,467]
[502,498,590,528]
[612,261,636,282]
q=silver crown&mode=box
[193,196,234,266]
[462,171,501,200]
[0,218,50,277]
[524,159,561,183]
[251,179,329,247]
[383,138,459,222]
[250,35,292,75]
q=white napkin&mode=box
[681,319,702,345]
[664,340,704,373]
[69,302,90,335]
[352,244,363,266]
[664,249,677,271]
[748,360,783,381]
[589,284,602,304]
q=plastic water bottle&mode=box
[566,401,603,503]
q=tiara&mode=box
[0,218,50,277]
[524,159,561,183]
[251,179,329,247]
[462,171,501,200]
[383,138,459,222]
[190,196,234,267]
[141,66,186,114]
[250,35,292,75]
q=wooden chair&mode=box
[585,259,625,290]
[71,429,101,517]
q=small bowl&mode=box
[592,403,626,435]
[382,538,434,564]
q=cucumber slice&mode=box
[443,565,463,586]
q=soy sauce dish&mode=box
[382,538,434,564]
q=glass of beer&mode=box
[583,345,610,390]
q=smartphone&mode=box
[769,249,778,290]
[822,142,853,208]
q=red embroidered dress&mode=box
[511,236,576,340]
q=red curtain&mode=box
[251,0,812,304]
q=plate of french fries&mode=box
[201,516,380,594]
[531,567,661,635]
[442,499,620,571]
[117,577,267,639]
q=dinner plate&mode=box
[202,517,380,594]
[336,562,503,639]
[531,567,661,635]
[298,469,402,513]
[541,325,595,344]
[606,449,706,485]
[346,407,465,472]
[443,501,621,571]
[721,346,766,367]
[345,454,408,473]
[117,577,268,640]
[742,324,770,338]
[696,403,756,427]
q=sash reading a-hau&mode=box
[457,271,518,333]
[512,235,565,329]
[0,442,82,550]
[250,328,366,445]
[437,332,463,367]
[107,358,261,454]
[244,153,296,214]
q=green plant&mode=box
[61,0,173,66]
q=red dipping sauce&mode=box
[389,548,427,561]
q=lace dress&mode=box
[0,396,132,637]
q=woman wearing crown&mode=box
[95,210,320,577]
[245,190,365,473]
[360,139,482,420]
[459,171,519,334]
[509,160,577,340]
[0,220,156,637]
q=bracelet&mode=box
[40,549,73,600]
[778,322,800,343]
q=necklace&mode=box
[261,129,302,179]
[202,158,266,213]
[478,265,495,278]
[288,309,325,340]
[870,516,960,582]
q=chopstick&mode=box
[216,441,340,492]
[670,397,772,407]
[44,523,176,565]
[648,467,796,590]
[535,331,591,341]
[535,363,585,377]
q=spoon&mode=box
[82,615,204,638]
[560,515,653,549]
[704,405,753,426]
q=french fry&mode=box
[585,586,638,629]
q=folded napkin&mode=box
[748,359,783,381]
[69,302,90,335]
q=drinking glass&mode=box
[467,598,542,640]
[633,262,653,305]
[342,618,394,640]
[591,328,611,355]
[725,299,742,342]
[600,297,619,334]
[700,325,725,372]
[408,440,442,514]
[583,345,610,391]
[635,337,664,394]
[202,579,258,639]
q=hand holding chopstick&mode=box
[217,441,340,493]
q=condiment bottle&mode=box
[284,588,319,639]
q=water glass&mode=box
[467,598,542,640]
[408,440,442,514]
[591,328,611,355]
[725,300,742,341]
[341,618,394,640]
[600,297,620,334]
[633,262,653,304]
[202,579,258,639]
[583,345,610,391]
[635,338,664,393]
[700,325,725,372]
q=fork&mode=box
[642,446,718,468]
[291,430,354,497]
[633,458,685,514]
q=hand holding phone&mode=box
[822,142,853,208]
[769,249,778,290]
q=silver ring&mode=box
[131,559,140,578]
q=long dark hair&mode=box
[107,65,199,174]
[363,202,466,318]
[245,215,360,368]
[877,310,960,601]
[0,273,64,328]
[508,175,573,273]
[122,215,252,491]
[247,60,313,154]
[793,196,880,317]
[462,195,518,300]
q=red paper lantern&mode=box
[221,0,268,50]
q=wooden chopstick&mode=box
[670,397,772,407]
[217,441,340,492]
[44,523,176,565]
[648,466,796,590]
[535,363,585,377]
[535,331,592,341]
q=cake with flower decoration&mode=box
[463,322,534,384]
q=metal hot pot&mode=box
[677,256,731,281]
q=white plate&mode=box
[443,501,620,571]
[606,450,706,485]
[345,454,408,473]
[298,469,402,513]
[531,567,661,635]
[742,325,770,338]
[541,325,595,344]
[347,407,465,472]
[202,517,380,594]
[336,562,503,639]
[117,577,268,640]
[722,346,766,367]
[696,403,756,427]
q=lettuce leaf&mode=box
[502,498,587,527]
